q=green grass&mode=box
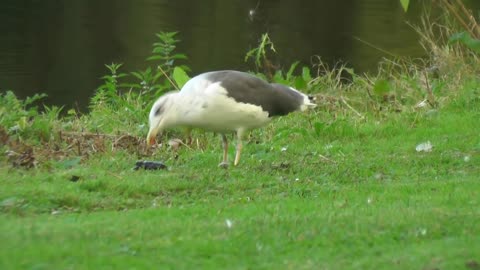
[1,83,479,269]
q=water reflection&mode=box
[0,0,475,110]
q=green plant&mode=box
[245,34,317,92]
[130,67,162,92]
[449,31,480,53]
[90,63,128,110]
[269,61,312,91]
[439,0,480,39]
[148,32,188,73]
[407,1,480,59]
[245,33,277,77]
[91,32,190,112]
[86,31,192,135]
[31,105,65,141]
[400,0,409,12]
[87,63,147,134]
[0,91,47,138]
[146,31,190,96]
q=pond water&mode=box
[0,1,477,111]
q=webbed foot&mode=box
[218,162,229,169]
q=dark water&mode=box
[0,1,476,111]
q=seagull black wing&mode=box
[204,71,305,117]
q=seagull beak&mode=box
[147,111,169,146]
[147,131,156,146]
[146,126,161,146]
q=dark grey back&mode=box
[205,70,304,117]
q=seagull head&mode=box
[146,92,179,146]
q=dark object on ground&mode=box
[69,175,80,182]
[466,260,480,270]
[134,161,167,170]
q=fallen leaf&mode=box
[168,138,183,151]
[414,99,428,109]
[225,219,233,229]
[416,141,433,152]
[466,260,480,270]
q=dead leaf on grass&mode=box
[466,260,480,270]
[416,141,433,152]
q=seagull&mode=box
[147,70,316,167]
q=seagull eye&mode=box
[155,106,163,116]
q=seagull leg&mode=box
[234,141,243,166]
[218,134,229,168]
[185,128,192,145]
[234,130,245,166]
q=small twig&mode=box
[196,138,204,153]
[107,171,123,180]
[113,134,137,145]
[177,139,194,151]
[318,154,337,164]
[423,71,437,108]
[352,36,398,58]
[307,113,314,130]
[441,0,476,38]
[61,131,117,138]
[340,96,364,119]
[158,66,180,91]
[409,111,421,129]
[76,139,82,156]
[362,74,376,100]
[455,0,480,38]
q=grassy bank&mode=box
[1,8,480,269]
[1,80,479,269]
